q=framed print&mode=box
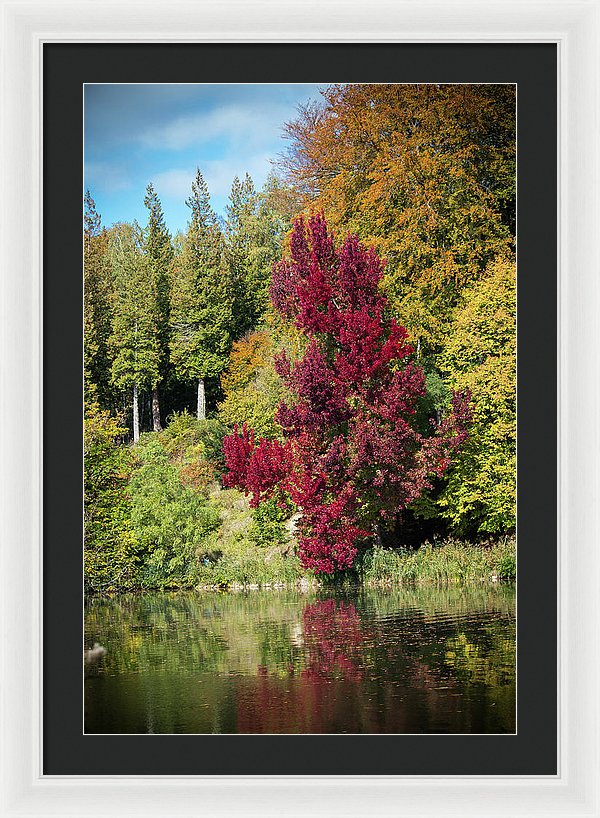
[1,1,599,816]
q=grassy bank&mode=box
[162,484,516,591]
[191,514,516,591]
[360,538,516,588]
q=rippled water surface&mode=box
[85,586,515,734]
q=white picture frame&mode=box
[1,1,598,815]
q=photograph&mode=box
[83,82,516,735]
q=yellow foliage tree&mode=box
[279,83,515,354]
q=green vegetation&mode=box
[84,403,137,593]
[360,538,516,587]
[129,436,220,589]
[438,256,516,535]
[169,169,233,420]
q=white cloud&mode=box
[152,168,194,199]
[138,102,291,152]
[85,161,132,193]
[153,152,273,204]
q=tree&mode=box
[278,84,515,356]
[108,222,161,442]
[225,173,287,338]
[170,169,233,419]
[143,183,173,431]
[218,331,283,440]
[223,215,471,574]
[438,255,516,535]
[84,192,113,406]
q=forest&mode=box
[84,84,516,593]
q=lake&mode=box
[84,585,515,734]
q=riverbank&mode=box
[86,414,516,594]
[186,486,516,592]
[191,536,516,592]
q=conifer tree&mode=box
[225,173,286,338]
[84,191,113,407]
[108,222,161,442]
[143,183,173,431]
[170,169,233,419]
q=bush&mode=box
[494,547,516,581]
[84,403,138,593]
[248,497,291,547]
[160,411,227,476]
[129,437,220,587]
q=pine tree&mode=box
[84,192,113,407]
[143,183,173,431]
[225,173,286,338]
[170,169,233,419]
[108,222,161,442]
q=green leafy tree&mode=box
[143,183,174,431]
[170,169,233,419]
[84,192,113,406]
[108,222,161,441]
[84,403,137,592]
[438,255,516,535]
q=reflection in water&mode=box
[85,586,515,734]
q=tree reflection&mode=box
[85,587,515,734]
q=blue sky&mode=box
[84,83,324,234]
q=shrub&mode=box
[248,497,291,547]
[160,410,227,477]
[129,437,220,587]
[84,403,138,592]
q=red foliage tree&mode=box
[224,215,470,574]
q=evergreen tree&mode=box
[143,183,173,431]
[84,191,113,407]
[108,222,161,442]
[170,169,233,419]
[225,173,287,338]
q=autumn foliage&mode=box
[279,84,515,353]
[223,215,471,574]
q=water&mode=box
[84,586,515,734]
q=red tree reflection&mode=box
[301,598,363,682]
[235,599,365,733]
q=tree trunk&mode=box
[151,386,162,432]
[197,378,206,420]
[132,383,140,443]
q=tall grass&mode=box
[360,537,516,587]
